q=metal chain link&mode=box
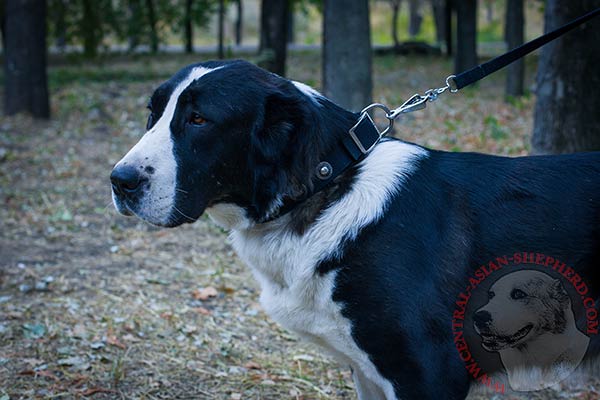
[386,74,458,120]
[358,74,459,139]
[353,75,458,139]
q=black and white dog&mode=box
[111,60,600,399]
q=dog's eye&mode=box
[510,289,527,300]
[190,112,206,125]
[488,291,495,300]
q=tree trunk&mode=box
[431,0,445,44]
[54,0,67,50]
[128,0,142,52]
[1,0,6,51]
[4,0,50,118]
[454,0,477,74]
[235,0,243,45]
[485,0,493,23]
[531,0,600,154]
[444,0,453,55]
[391,0,401,48]
[184,0,193,53]
[408,0,422,37]
[504,0,524,99]
[258,0,288,76]
[217,0,225,59]
[287,4,294,44]
[323,0,372,111]
[145,0,158,53]
[82,0,100,57]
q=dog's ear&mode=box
[550,279,570,304]
[248,90,316,220]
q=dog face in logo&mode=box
[473,270,570,351]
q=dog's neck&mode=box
[207,140,426,290]
[205,164,357,233]
[207,95,361,233]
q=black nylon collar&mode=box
[262,113,383,222]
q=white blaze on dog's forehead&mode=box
[114,65,222,225]
[292,81,323,105]
[156,66,225,130]
[117,66,222,163]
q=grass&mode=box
[1,51,594,400]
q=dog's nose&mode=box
[473,310,492,327]
[110,165,146,196]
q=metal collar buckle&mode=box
[348,103,394,155]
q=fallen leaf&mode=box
[106,335,126,349]
[122,333,141,342]
[192,307,212,315]
[18,369,59,381]
[191,286,218,300]
[220,285,236,294]
[22,358,44,367]
[244,361,261,370]
[292,354,315,362]
[79,387,116,396]
[160,311,174,320]
[231,393,242,400]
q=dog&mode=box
[110,60,600,400]
[474,270,590,391]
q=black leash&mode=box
[265,7,600,223]
[452,7,600,91]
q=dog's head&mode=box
[473,270,571,351]
[110,60,356,228]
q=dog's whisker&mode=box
[102,200,115,214]
[173,205,195,222]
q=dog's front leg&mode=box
[351,366,389,400]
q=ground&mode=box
[0,52,597,399]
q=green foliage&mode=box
[477,18,503,43]
[505,90,531,109]
[484,115,509,141]
[46,0,220,57]
[169,0,218,38]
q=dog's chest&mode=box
[230,227,399,400]
[230,229,343,339]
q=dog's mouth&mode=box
[112,192,134,217]
[112,191,185,227]
[479,324,534,351]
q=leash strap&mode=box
[452,6,600,90]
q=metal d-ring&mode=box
[446,74,458,93]
[360,103,394,137]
